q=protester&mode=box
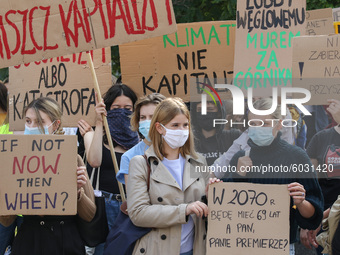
[127,97,219,255]
[304,105,330,147]
[0,81,11,135]
[222,99,248,133]
[224,98,324,255]
[300,99,340,254]
[116,93,166,186]
[191,100,241,165]
[0,80,15,255]
[83,84,138,255]
[0,97,96,255]
[212,100,298,179]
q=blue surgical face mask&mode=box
[248,126,274,146]
[24,125,48,135]
[139,120,151,141]
[24,121,56,135]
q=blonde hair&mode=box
[24,97,64,135]
[149,97,197,160]
[130,93,166,132]
[251,98,282,119]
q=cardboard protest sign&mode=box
[306,8,334,35]
[0,0,176,69]
[8,48,111,130]
[234,0,306,96]
[333,7,340,22]
[0,135,77,215]
[292,34,340,105]
[207,182,290,255]
[119,21,236,101]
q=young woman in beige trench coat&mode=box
[127,97,219,255]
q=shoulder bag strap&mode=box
[120,155,151,215]
[142,155,151,191]
[83,153,100,191]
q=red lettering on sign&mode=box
[106,0,131,38]
[13,156,26,174]
[61,56,70,62]
[29,7,42,51]
[5,10,21,56]
[131,0,142,30]
[80,0,93,42]
[12,154,60,175]
[102,48,106,63]
[42,154,61,174]
[41,6,58,51]
[18,9,37,55]
[0,15,11,59]
[59,1,76,47]
[165,0,173,25]
[74,1,92,44]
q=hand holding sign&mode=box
[288,182,306,206]
[205,177,222,197]
[77,166,88,191]
[95,93,107,125]
[78,119,93,137]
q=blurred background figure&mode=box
[0,80,11,134]
[191,100,241,165]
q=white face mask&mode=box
[161,124,189,149]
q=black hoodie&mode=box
[191,101,241,165]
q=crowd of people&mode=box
[0,80,339,255]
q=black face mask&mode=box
[195,112,220,131]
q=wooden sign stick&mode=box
[86,52,126,202]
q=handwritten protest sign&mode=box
[0,135,77,215]
[292,34,340,105]
[8,48,111,130]
[207,182,290,255]
[233,0,306,95]
[119,21,236,101]
[0,0,176,69]
[306,8,334,35]
[333,7,340,22]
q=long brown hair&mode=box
[149,97,197,160]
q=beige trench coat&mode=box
[127,146,210,255]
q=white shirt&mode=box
[162,155,195,253]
